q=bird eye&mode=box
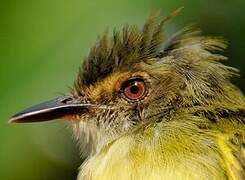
[120,78,147,101]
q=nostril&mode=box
[60,97,73,104]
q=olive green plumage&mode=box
[72,10,245,180]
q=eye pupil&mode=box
[130,84,139,94]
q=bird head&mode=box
[10,9,240,155]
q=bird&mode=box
[10,8,245,180]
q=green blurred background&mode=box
[0,0,244,179]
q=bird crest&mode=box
[75,8,184,93]
[74,7,238,105]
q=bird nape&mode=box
[10,9,245,180]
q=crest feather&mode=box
[75,9,183,94]
[74,8,234,98]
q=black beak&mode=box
[9,95,94,123]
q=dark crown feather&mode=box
[74,8,184,94]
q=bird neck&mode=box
[77,117,234,180]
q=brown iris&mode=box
[121,78,147,101]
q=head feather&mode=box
[74,9,183,94]
[74,7,238,103]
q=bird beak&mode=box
[9,95,94,123]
